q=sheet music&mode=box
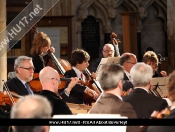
[151,77,168,97]
[96,57,120,75]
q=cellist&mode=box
[60,49,99,104]
[30,32,55,73]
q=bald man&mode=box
[102,43,115,58]
[93,43,118,72]
[39,66,79,116]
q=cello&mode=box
[29,51,72,92]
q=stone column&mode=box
[0,0,7,91]
[167,0,175,73]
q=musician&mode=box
[147,70,175,132]
[11,95,52,132]
[30,32,55,73]
[89,63,140,132]
[122,63,168,118]
[39,66,79,116]
[92,32,120,72]
[119,52,137,91]
[60,49,99,104]
[143,51,167,77]
[5,56,34,96]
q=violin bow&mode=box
[2,80,16,105]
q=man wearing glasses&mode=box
[119,52,137,91]
[5,56,35,96]
[39,66,79,116]
[92,43,119,72]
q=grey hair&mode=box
[11,95,52,132]
[14,56,32,73]
[97,63,124,91]
[119,52,136,66]
[130,62,153,87]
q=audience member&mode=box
[11,95,52,132]
[123,62,168,118]
[89,63,140,132]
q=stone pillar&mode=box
[167,0,175,73]
[0,0,7,91]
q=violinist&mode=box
[60,49,99,104]
[5,56,34,96]
[39,66,79,116]
[147,70,175,132]
[122,63,168,118]
[143,51,167,77]
[119,52,137,92]
[30,32,55,73]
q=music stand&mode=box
[151,77,167,97]
[96,57,120,74]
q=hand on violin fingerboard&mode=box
[66,77,79,94]
[49,47,55,53]
[91,72,97,79]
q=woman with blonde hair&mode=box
[143,51,167,77]
[30,32,55,73]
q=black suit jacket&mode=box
[6,77,29,96]
[39,90,72,116]
[123,72,134,91]
[147,109,175,132]
[32,55,46,73]
[122,88,168,118]
[60,69,86,104]
[124,72,129,80]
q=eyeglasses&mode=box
[51,78,61,83]
[126,62,136,65]
[103,50,114,53]
[19,67,35,71]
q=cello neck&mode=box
[48,51,66,75]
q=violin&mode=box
[0,91,19,106]
[1,80,22,106]
[151,107,170,119]
[122,88,134,96]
